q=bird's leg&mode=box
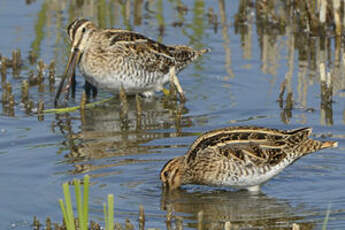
[85,80,98,99]
[169,70,177,99]
[92,84,97,98]
[119,86,129,129]
[85,80,92,99]
[169,66,186,102]
[135,94,142,130]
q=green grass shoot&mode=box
[59,175,90,230]
[44,97,114,114]
[61,182,75,230]
[104,203,108,230]
[322,203,332,230]
[104,194,114,230]
[83,175,89,228]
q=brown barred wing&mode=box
[185,126,290,164]
[167,45,210,72]
[108,39,176,75]
[217,142,288,167]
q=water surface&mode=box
[0,0,344,229]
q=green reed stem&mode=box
[103,194,114,230]
[83,175,89,230]
[108,194,114,230]
[74,179,84,230]
[322,203,332,230]
[104,203,108,230]
[62,183,75,230]
[44,97,114,114]
[59,199,70,229]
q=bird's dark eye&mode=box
[164,171,169,177]
[82,27,86,33]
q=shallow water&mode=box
[0,0,345,229]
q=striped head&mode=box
[54,18,97,106]
[160,156,186,190]
[67,18,96,52]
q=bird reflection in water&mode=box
[54,96,190,175]
[161,188,315,230]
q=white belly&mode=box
[78,57,171,94]
[220,160,291,189]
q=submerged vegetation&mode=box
[33,175,131,230]
[34,174,322,230]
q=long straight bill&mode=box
[54,49,81,107]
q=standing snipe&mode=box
[160,126,338,191]
[55,18,210,106]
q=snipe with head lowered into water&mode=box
[160,126,338,191]
[54,18,210,106]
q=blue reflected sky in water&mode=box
[0,0,344,229]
